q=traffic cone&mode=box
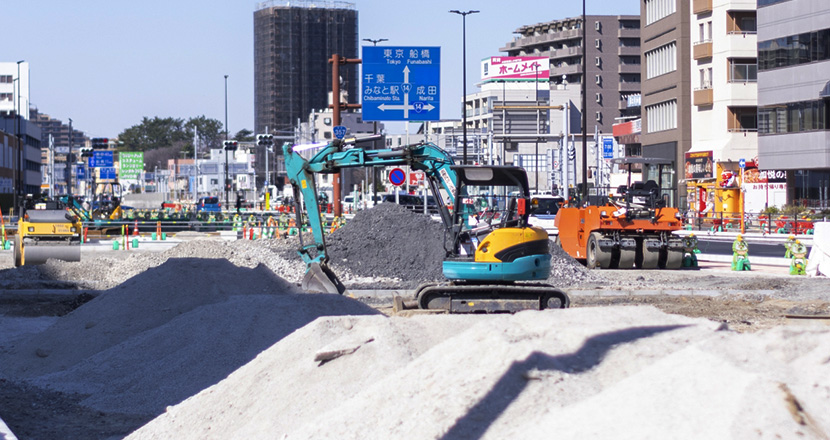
[132,220,139,237]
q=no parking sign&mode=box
[389,168,406,186]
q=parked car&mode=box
[528,195,565,237]
[196,196,222,213]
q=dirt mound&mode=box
[127,307,830,439]
[1,258,379,417]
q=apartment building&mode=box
[640,0,692,207]
[687,0,763,214]
[757,0,830,207]
[500,15,642,135]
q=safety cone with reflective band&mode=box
[132,220,140,236]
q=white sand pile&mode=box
[1,258,380,416]
[127,307,830,440]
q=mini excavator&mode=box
[283,136,569,313]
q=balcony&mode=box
[693,41,713,60]
[694,88,713,106]
[618,46,640,56]
[550,46,583,60]
[551,63,582,76]
[618,82,640,93]
[618,63,641,74]
[693,0,712,14]
[618,28,639,39]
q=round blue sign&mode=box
[389,168,406,186]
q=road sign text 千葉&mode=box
[362,46,440,122]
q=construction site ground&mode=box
[0,203,829,439]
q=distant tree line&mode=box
[116,116,255,167]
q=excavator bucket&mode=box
[302,262,348,295]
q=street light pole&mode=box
[450,10,479,165]
[224,74,229,207]
[581,0,589,202]
[68,118,73,197]
[363,38,388,202]
[14,60,24,209]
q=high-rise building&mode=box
[501,15,642,135]
[757,0,830,206]
[640,0,692,207]
[687,0,760,215]
[253,0,359,137]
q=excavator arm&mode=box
[283,136,458,294]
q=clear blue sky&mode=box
[7,0,639,139]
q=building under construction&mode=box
[253,0,359,139]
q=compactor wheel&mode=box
[586,232,611,269]
[617,247,636,269]
[660,248,683,269]
[636,239,659,269]
[13,234,22,267]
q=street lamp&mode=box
[224,74,229,207]
[449,9,479,165]
[14,60,24,209]
[581,0,588,202]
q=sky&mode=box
[7,0,640,139]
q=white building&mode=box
[0,61,29,119]
[687,0,769,214]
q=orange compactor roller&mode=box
[555,157,685,270]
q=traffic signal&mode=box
[256,134,274,146]
[568,145,576,161]
[91,138,109,150]
[223,140,238,151]
[80,147,93,158]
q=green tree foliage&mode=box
[186,116,224,155]
[233,128,255,142]
[117,115,224,159]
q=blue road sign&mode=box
[389,168,406,186]
[333,125,347,139]
[362,46,440,122]
[602,138,614,159]
[99,167,117,180]
[90,150,114,168]
[739,158,746,169]
[76,165,85,180]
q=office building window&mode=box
[758,100,828,135]
[645,41,677,79]
[759,28,830,71]
[645,0,676,26]
[515,154,548,172]
[646,99,677,133]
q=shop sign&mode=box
[684,151,714,180]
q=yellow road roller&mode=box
[14,198,82,267]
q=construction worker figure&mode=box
[789,239,808,276]
[682,234,700,268]
[784,235,796,258]
[732,234,751,271]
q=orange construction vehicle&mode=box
[555,157,685,269]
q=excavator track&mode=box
[412,282,570,313]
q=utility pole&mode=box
[68,118,73,197]
[581,1,589,202]
[328,54,362,216]
[224,74,229,207]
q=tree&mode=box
[233,129,255,142]
[185,116,224,157]
[117,117,190,152]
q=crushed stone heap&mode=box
[0,258,379,417]
[127,306,830,440]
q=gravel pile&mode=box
[127,307,830,440]
[1,258,379,417]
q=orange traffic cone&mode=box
[132,220,139,236]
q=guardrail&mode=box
[682,211,823,235]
